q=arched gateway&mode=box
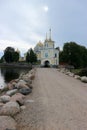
[44,60,50,67]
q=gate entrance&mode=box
[44,60,50,67]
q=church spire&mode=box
[49,28,52,40]
[46,32,48,40]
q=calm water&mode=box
[0,67,30,89]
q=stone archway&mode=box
[44,60,50,67]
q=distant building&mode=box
[34,29,59,67]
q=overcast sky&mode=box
[0,0,87,57]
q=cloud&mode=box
[0,1,49,57]
[0,40,34,56]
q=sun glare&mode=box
[43,6,49,12]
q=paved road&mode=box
[16,68,87,130]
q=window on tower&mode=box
[55,53,57,58]
[45,53,48,57]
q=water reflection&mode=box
[1,68,19,82]
[0,67,29,89]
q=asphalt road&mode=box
[16,68,87,130]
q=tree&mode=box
[79,45,87,68]
[13,51,19,62]
[26,52,30,63]
[4,47,20,63]
[26,48,37,64]
[59,51,66,64]
[4,47,15,63]
[59,42,87,68]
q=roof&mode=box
[36,41,43,47]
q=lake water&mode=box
[0,67,30,89]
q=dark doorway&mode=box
[44,60,50,67]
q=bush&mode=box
[77,68,87,76]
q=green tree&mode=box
[4,47,15,63]
[26,48,37,64]
[59,51,65,64]
[13,51,19,62]
[79,45,87,68]
[60,42,83,68]
[26,52,30,63]
[4,47,20,63]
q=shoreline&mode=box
[0,68,36,130]
[0,63,32,69]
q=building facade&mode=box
[34,29,59,67]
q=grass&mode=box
[71,69,82,74]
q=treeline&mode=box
[60,42,87,69]
[0,47,37,64]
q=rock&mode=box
[19,79,27,84]
[81,76,87,83]
[23,76,32,84]
[29,69,35,74]
[19,88,32,95]
[7,83,14,90]
[15,80,29,89]
[0,86,9,92]
[28,84,33,89]
[11,93,25,106]
[74,75,81,80]
[65,71,71,75]
[6,89,18,96]
[59,68,65,73]
[20,105,26,111]
[29,74,35,80]
[0,116,17,130]
[68,73,74,77]
[16,83,29,89]
[0,101,20,116]
[0,103,4,107]
[0,95,10,103]
[7,82,17,90]
[19,72,25,79]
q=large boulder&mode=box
[23,76,32,84]
[11,93,25,106]
[0,116,17,130]
[74,75,81,80]
[81,76,87,83]
[6,89,18,96]
[15,80,29,89]
[7,82,16,90]
[19,88,32,95]
[17,83,28,89]
[0,101,20,116]
[0,95,10,103]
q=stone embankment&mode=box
[0,68,36,130]
[57,68,87,83]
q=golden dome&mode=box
[37,41,43,47]
[16,48,20,53]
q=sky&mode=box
[0,0,87,57]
